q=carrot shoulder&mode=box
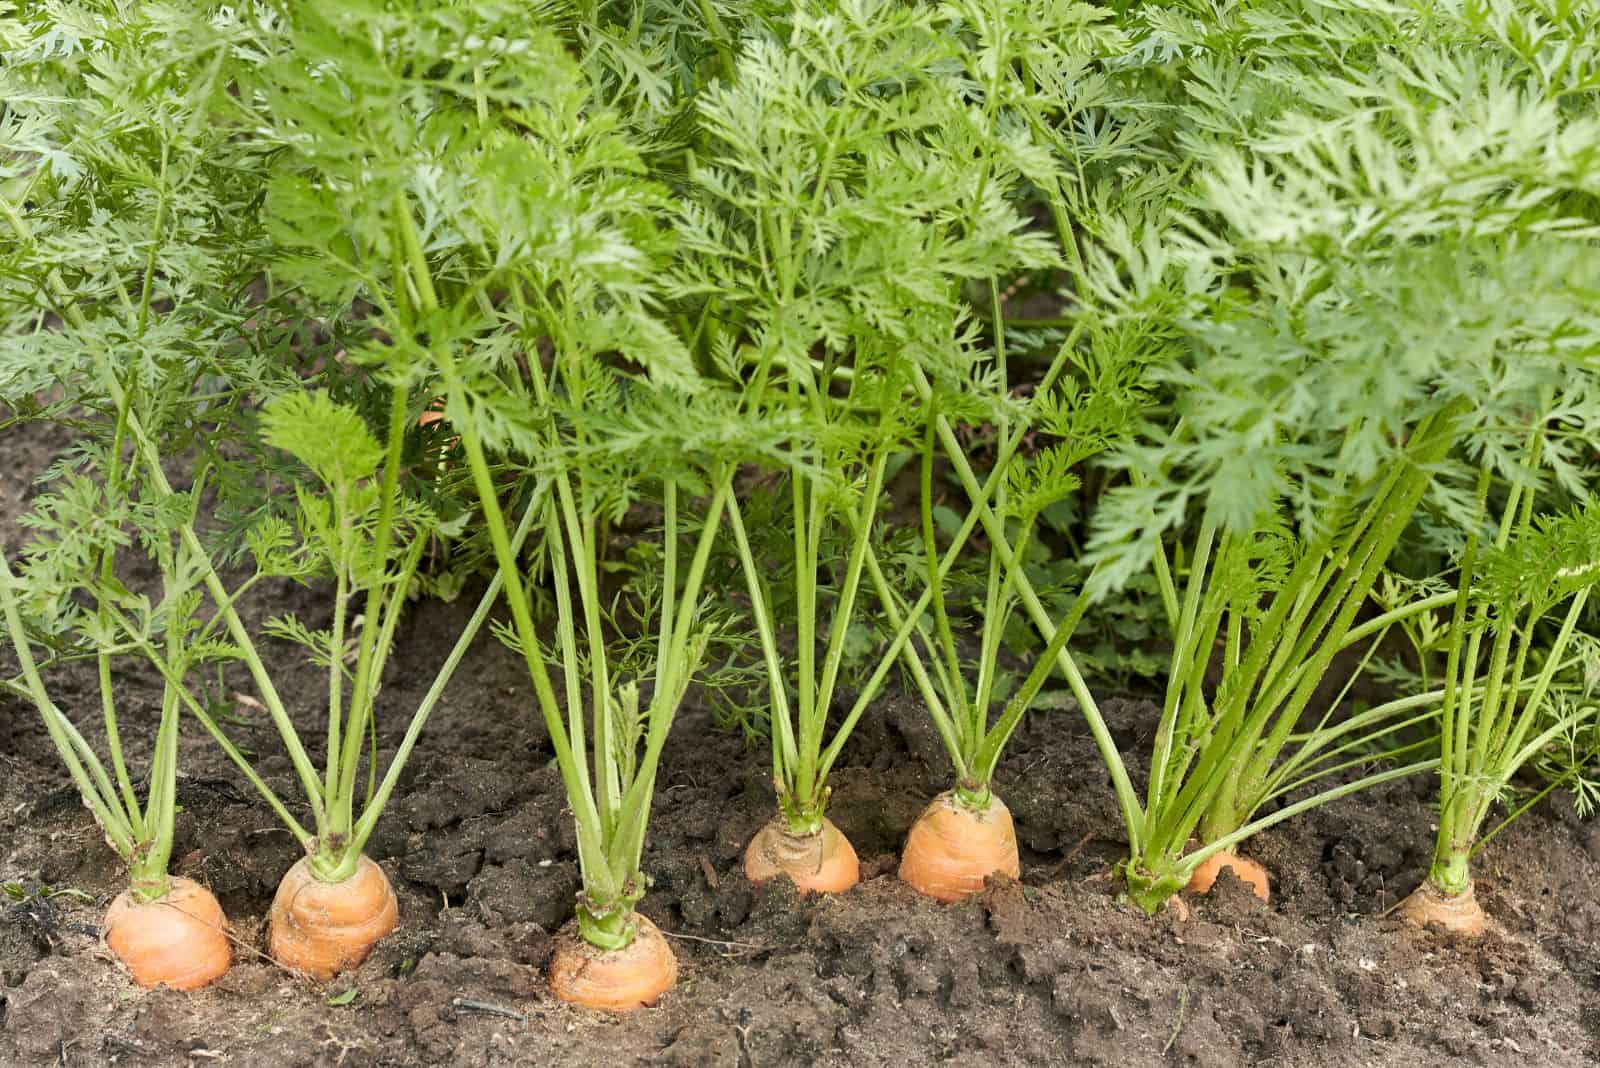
[744,816,860,894]
[269,855,398,980]
[548,913,678,1012]
[1397,879,1485,936]
[899,791,1020,903]
[104,877,231,991]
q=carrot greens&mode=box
[251,0,769,956]
[676,2,1061,851]
[0,2,545,908]
[945,0,1600,911]
[10,0,1600,996]
[0,2,280,913]
[1417,447,1600,908]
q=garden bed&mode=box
[3,427,1597,1068]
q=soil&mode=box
[4,420,1600,1068]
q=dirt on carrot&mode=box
[1186,850,1271,903]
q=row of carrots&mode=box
[8,0,1583,1022]
[98,769,1258,1006]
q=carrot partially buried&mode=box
[744,816,860,894]
[105,877,232,991]
[548,913,678,1012]
[0,555,232,992]
[899,791,1020,903]
[1396,879,1485,936]
[269,855,398,980]
[1186,850,1270,903]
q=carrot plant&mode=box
[0,533,233,991]
[664,1,1062,891]
[1399,435,1600,933]
[1113,10,1600,911]
[885,330,1142,900]
[833,0,1168,901]
[902,0,1600,913]
[1126,408,1474,907]
[924,372,1468,912]
[1,1,549,979]
[249,0,791,1007]
[3,338,530,981]
[0,0,291,989]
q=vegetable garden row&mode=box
[2,0,1598,1022]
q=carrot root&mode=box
[744,816,860,894]
[548,913,678,1012]
[898,791,1020,902]
[104,876,231,991]
[269,854,398,980]
[1186,850,1271,903]
[1398,879,1485,936]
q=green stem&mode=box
[453,425,616,905]
[969,572,1096,785]
[129,691,181,902]
[803,446,891,797]
[609,475,734,883]
[692,0,736,80]
[0,551,137,859]
[388,198,611,897]
[858,540,966,780]
[333,383,412,837]
[1339,591,1458,652]
[1148,513,1219,815]
[914,366,1145,852]
[1438,464,1492,801]
[324,555,350,818]
[725,495,800,795]
[97,383,143,834]
[920,408,970,751]
[348,486,546,858]
[556,473,618,828]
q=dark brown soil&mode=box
[3,421,1599,1067]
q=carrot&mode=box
[1185,850,1270,902]
[744,816,860,894]
[898,791,1020,902]
[104,877,231,991]
[417,395,459,475]
[1397,880,1485,936]
[548,913,678,1012]
[268,854,398,980]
